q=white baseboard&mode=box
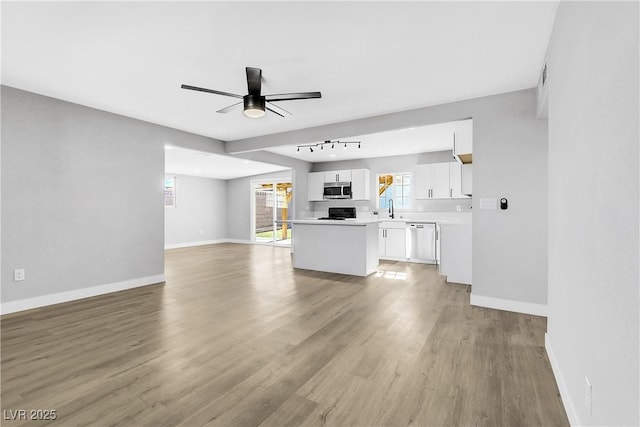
[165,239,228,249]
[1,274,166,315]
[545,333,579,426]
[224,239,254,245]
[470,293,548,317]
[164,239,267,249]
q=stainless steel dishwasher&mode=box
[407,222,437,264]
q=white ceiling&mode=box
[165,147,289,180]
[266,119,469,162]
[2,1,558,143]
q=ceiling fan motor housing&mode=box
[243,94,266,118]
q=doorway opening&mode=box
[252,179,293,246]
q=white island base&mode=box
[291,220,379,277]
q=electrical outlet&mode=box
[14,269,25,282]
[456,205,462,212]
[585,376,592,415]
[417,205,424,212]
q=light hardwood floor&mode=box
[1,243,568,426]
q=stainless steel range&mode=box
[318,207,356,220]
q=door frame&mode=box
[250,175,294,246]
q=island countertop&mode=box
[282,218,381,226]
[290,220,379,276]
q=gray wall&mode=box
[472,91,548,305]
[546,2,639,425]
[1,86,165,302]
[310,150,472,216]
[227,169,294,241]
[164,174,228,246]
[230,150,312,220]
[227,89,548,307]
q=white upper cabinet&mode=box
[308,168,370,201]
[414,162,470,200]
[453,119,473,164]
[307,172,325,201]
[430,163,451,199]
[461,164,473,196]
[450,162,471,199]
[412,165,430,199]
[413,163,450,199]
[324,170,351,182]
[351,169,370,200]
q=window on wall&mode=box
[164,176,176,208]
[378,173,411,210]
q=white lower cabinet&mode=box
[379,223,407,261]
[439,223,472,284]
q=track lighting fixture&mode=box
[296,140,361,153]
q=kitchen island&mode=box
[290,219,380,276]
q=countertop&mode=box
[281,218,381,226]
[279,213,471,226]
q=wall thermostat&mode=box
[500,198,508,210]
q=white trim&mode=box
[1,274,165,315]
[225,239,254,245]
[470,293,548,317]
[545,333,579,427]
[249,176,294,245]
[165,239,228,249]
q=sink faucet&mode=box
[389,199,395,219]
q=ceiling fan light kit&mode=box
[181,67,321,119]
[243,95,266,118]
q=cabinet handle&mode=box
[453,132,456,157]
[450,188,452,198]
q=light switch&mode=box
[479,198,497,209]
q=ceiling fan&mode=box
[181,67,321,119]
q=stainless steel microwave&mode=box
[323,182,352,199]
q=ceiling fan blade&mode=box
[265,106,285,118]
[181,84,243,99]
[246,67,262,95]
[216,101,243,114]
[266,101,292,116]
[265,92,322,102]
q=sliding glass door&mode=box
[253,180,293,246]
